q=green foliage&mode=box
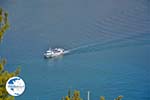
[114,95,123,100]
[0,58,20,100]
[72,90,82,100]
[65,96,70,100]
[100,96,105,100]
[0,7,20,100]
[62,90,123,100]
[63,90,83,100]
[0,8,2,23]
[0,7,10,42]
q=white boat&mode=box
[44,48,69,58]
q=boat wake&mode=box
[66,33,150,56]
[63,50,70,54]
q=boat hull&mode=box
[44,52,64,59]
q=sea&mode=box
[0,0,150,100]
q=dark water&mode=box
[0,0,150,100]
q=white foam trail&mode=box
[64,50,70,54]
[68,42,103,52]
[68,33,148,53]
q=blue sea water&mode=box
[0,0,150,100]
